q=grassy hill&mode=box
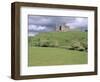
[29,31,87,51]
[28,31,88,66]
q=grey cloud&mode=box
[28,15,88,36]
[28,15,76,26]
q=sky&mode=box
[28,15,88,36]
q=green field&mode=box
[28,47,87,66]
[28,32,88,66]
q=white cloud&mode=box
[66,18,88,29]
[75,18,84,23]
[29,25,46,31]
[28,32,38,36]
[38,26,46,30]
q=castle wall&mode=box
[56,24,69,32]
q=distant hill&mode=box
[28,31,87,51]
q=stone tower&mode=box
[56,24,70,32]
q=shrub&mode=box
[39,40,50,47]
[36,39,59,47]
[77,46,85,51]
[70,41,81,50]
[67,40,86,51]
[81,42,87,51]
[68,47,75,50]
[53,40,59,47]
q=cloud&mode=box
[28,25,47,36]
[28,15,88,36]
[28,32,38,36]
[29,25,46,31]
[28,16,52,25]
[28,15,76,26]
[66,18,88,29]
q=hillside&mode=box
[28,31,87,51]
[28,31,87,66]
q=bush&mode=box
[53,40,59,47]
[48,41,58,47]
[68,47,75,50]
[36,39,59,47]
[81,42,87,51]
[70,41,81,50]
[39,40,50,47]
[77,46,85,51]
[67,40,86,51]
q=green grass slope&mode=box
[29,32,87,51]
[28,31,87,66]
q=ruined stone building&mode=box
[56,24,70,32]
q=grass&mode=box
[28,31,88,66]
[28,47,87,66]
[28,32,87,51]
